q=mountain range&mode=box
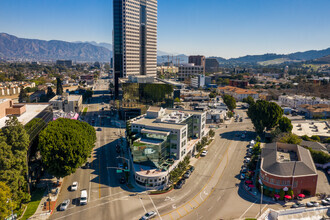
[0,33,329,64]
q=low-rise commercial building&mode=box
[260,142,318,196]
[279,95,330,108]
[191,74,205,88]
[49,94,83,113]
[297,104,330,119]
[129,107,207,189]
[217,86,259,101]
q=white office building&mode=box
[129,107,207,189]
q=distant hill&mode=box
[0,33,111,62]
[310,55,330,64]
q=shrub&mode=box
[310,135,321,142]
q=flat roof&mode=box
[0,104,50,128]
[141,129,170,136]
[132,117,186,130]
[292,121,330,137]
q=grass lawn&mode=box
[21,188,46,220]
[82,107,88,116]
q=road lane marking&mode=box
[138,196,147,213]
[161,146,230,219]
[239,199,258,219]
[148,194,163,220]
[217,196,222,202]
[176,210,182,217]
[51,195,130,220]
[169,213,174,220]
[255,204,268,218]
[183,206,189,213]
[207,205,214,212]
[188,202,194,209]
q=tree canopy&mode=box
[279,133,302,145]
[0,117,31,209]
[278,117,293,133]
[19,86,29,103]
[242,96,255,106]
[247,100,283,133]
[56,78,63,95]
[223,94,236,111]
[38,119,96,177]
[0,181,13,220]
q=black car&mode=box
[174,179,185,189]
[120,177,125,184]
[189,166,195,173]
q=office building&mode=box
[189,55,205,68]
[260,142,318,196]
[129,107,207,189]
[49,94,83,113]
[177,63,204,81]
[56,60,72,67]
[191,74,205,88]
[205,58,219,73]
[113,0,158,97]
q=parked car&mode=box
[311,201,319,207]
[71,182,78,191]
[241,167,247,173]
[59,199,70,211]
[321,200,330,206]
[189,166,195,173]
[175,179,185,189]
[80,190,88,205]
[96,127,102,131]
[295,201,305,207]
[140,211,157,220]
[201,150,208,157]
[240,173,245,180]
[184,171,191,179]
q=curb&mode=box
[149,187,174,196]
[242,183,278,205]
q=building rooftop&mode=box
[292,121,330,137]
[0,103,50,128]
[261,142,317,177]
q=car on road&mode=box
[241,167,247,173]
[240,173,245,180]
[321,200,330,206]
[71,182,78,191]
[96,127,102,131]
[59,199,70,211]
[80,190,88,205]
[241,134,246,139]
[311,201,319,207]
[189,166,195,173]
[174,179,185,189]
[201,150,208,157]
[183,170,191,179]
[140,211,157,220]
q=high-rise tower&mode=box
[113,0,158,97]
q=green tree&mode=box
[19,86,29,103]
[209,92,216,99]
[249,77,258,84]
[227,111,234,118]
[46,86,55,100]
[209,129,215,138]
[247,100,283,133]
[0,117,31,208]
[310,135,321,142]
[0,181,13,220]
[279,133,302,145]
[38,119,96,178]
[242,96,255,106]
[223,94,236,111]
[174,97,181,103]
[56,78,63,95]
[278,117,293,133]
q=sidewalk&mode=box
[28,176,63,220]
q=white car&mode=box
[59,199,70,211]
[71,182,78,191]
[201,150,208,157]
[140,211,157,220]
[80,190,88,205]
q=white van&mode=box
[80,190,87,205]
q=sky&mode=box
[0,0,330,58]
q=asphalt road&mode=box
[50,82,283,220]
